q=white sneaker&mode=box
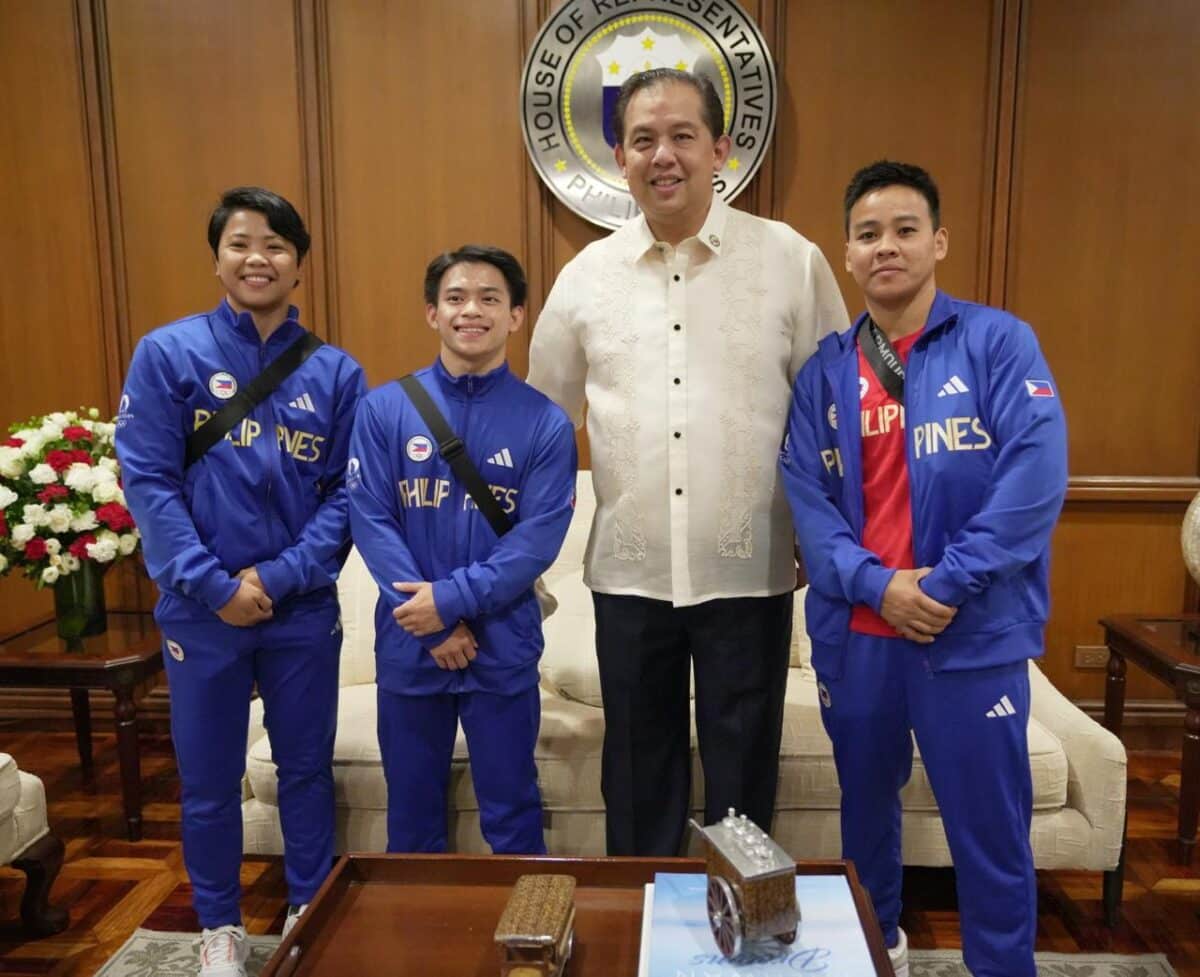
[198,924,249,977]
[887,926,909,977]
[282,903,308,938]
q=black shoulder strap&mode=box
[398,374,513,537]
[185,331,323,468]
[858,317,906,402]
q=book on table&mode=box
[637,873,878,977]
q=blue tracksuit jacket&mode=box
[780,290,1068,673]
[348,359,578,696]
[116,300,366,614]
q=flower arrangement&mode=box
[0,408,140,587]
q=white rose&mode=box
[19,438,45,460]
[50,553,63,569]
[10,523,34,545]
[87,408,100,419]
[0,485,17,510]
[86,538,118,563]
[118,532,139,555]
[47,412,70,427]
[0,554,7,573]
[98,456,119,472]
[22,504,48,527]
[41,565,60,585]
[47,506,72,533]
[69,510,98,532]
[96,529,119,545]
[115,488,126,506]
[95,422,116,438]
[63,463,96,493]
[28,463,58,485]
[44,537,62,556]
[62,553,80,572]
[92,480,119,504]
[0,447,25,479]
[39,423,63,442]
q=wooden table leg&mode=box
[69,688,93,779]
[112,687,143,842]
[1104,651,1127,736]
[1181,705,1200,865]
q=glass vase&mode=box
[53,561,107,642]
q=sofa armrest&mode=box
[1028,660,1127,868]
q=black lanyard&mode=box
[858,317,905,402]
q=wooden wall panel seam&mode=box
[296,0,339,345]
[75,0,129,411]
[982,0,1021,307]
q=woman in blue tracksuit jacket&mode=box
[116,188,365,973]
[781,162,1067,977]
[348,245,577,855]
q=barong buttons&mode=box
[673,323,681,331]
[709,234,721,248]
[675,488,683,496]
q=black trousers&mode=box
[592,590,793,856]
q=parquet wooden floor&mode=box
[0,727,1195,975]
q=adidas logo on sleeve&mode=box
[487,448,514,468]
[288,392,317,412]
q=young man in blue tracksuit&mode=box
[781,161,1068,977]
[348,245,577,854]
[116,188,365,977]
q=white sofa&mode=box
[0,753,67,936]
[243,472,1128,915]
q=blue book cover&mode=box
[642,872,878,976]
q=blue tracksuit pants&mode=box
[816,632,1036,977]
[159,595,341,928]
[376,685,545,855]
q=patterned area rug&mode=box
[94,930,1180,977]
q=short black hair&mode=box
[423,245,527,308]
[843,161,941,235]
[611,68,725,146]
[207,187,311,263]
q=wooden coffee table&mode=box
[0,611,163,841]
[1101,614,1200,863]
[262,854,893,977]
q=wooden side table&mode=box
[1101,614,1200,864]
[0,612,164,841]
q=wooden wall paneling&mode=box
[773,0,1005,310]
[296,0,336,343]
[1005,0,1200,477]
[982,0,1021,307]
[326,0,529,387]
[104,0,312,349]
[0,0,111,635]
[1044,500,1193,701]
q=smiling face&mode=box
[426,261,525,376]
[845,184,948,314]
[214,209,300,320]
[614,81,731,245]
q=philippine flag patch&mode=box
[1025,379,1055,398]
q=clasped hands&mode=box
[217,567,273,627]
[392,581,477,671]
[879,567,956,644]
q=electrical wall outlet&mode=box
[1074,645,1110,669]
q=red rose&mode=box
[62,426,92,442]
[2,438,23,448]
[45,449,77,472]
[24,538,47,560]
[68,534,95,559]
[0,512,7,538]
[97,502,135,532]
[37,484,70,503]
[71,449,92,465]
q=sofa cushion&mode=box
[539,569,602,706]
[0,753,20,821]
[336,548,378,688]
[775,672,1069,813]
